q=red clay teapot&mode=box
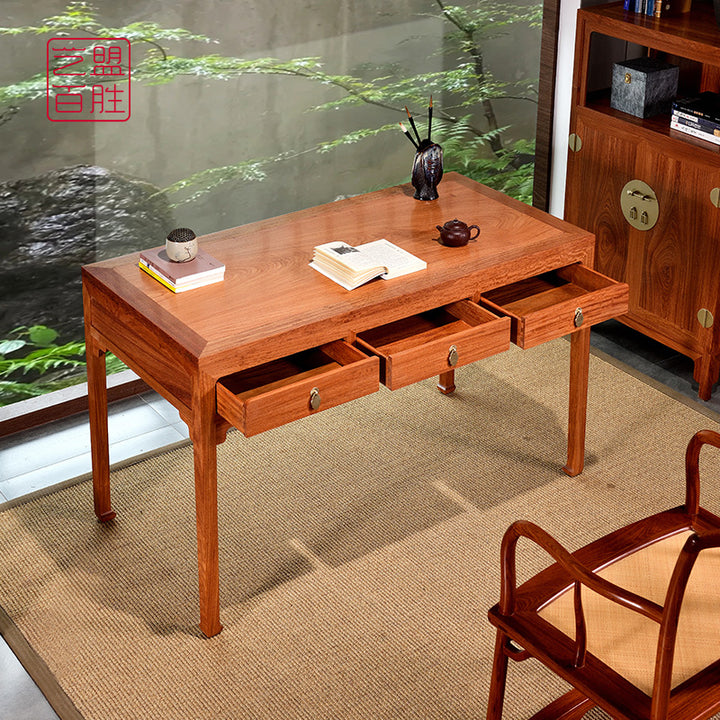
[435,219,480,247]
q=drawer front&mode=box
[216,341,379,437]
[356,300,511,390]
[479,264,629,349]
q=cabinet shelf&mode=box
[581,2,720,68]
[565,1,720,401]
[581,94,720,158]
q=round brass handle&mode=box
[448,344,459,367]
[309,387,321,411]
[574,308,584,328]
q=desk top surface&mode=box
[83,173,594,372]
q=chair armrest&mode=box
[499,520,663,622]
[685,429,720,516]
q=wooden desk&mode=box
[82,173,628,637]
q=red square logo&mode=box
[47,38,131,122]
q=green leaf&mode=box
[28,325,58,346]
[0,339,26,355]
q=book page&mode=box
[310,239,426,290]
[354,239,426,279]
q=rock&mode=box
[0,165,173,341]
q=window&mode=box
[0,0,547,429]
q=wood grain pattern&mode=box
[82,173,624,636]
[487,430,720,720]
[480,264,628,350]
[565,3,720,401]
[216,342,379,437]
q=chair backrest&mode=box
[490,430,720,720]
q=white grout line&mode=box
[431,480,478,512]
[288,538,332,571]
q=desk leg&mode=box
[86,335,115,523]
[437,370,456,394]
[191,375,223,637]
[563,327,590,477]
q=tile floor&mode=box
[0,320,718,719]
[0,392,190,720]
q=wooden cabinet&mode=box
[564,2,720,399]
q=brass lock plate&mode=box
[447,344,459,367]
[620,180,659,231]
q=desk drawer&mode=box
[355,300,510,390]
[216,341,379,437]
[479,264,629,349]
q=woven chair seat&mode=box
[539,530,720,695]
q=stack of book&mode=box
[670,93,720,147]
[139,246,225,292]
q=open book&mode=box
[310,239,426,290]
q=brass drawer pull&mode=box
[448,344,459,367]
[309,387,321,410]
[574,308,584,328]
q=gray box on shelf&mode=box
[610,57,679,118]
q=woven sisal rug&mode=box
[2,339,720,720]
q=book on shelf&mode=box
[670,114,720,147]
[672,108,720,135]
[672,92,720,124]
[309,239,427,291]
[624,0,691,16]
[623,0,662,16]
[138,246,225,292]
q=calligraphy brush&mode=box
[399,122,419,149]
[404,106,422,144]
[427,96,433,141]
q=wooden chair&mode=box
[487,429,720,720]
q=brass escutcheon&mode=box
[620,180,659,230]
[448,344,459,367]
[574,308,584,328]
[309,387,321,411]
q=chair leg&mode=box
[528,689,595,720]
[487,630,510,720]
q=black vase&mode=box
[411,141,443,201]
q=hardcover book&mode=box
[309,239,426,291]
[672,92,720,124]
[138,246,225,292]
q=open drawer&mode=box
[355,300,510,390]
[479,263,629,349]
[216,340,379,437]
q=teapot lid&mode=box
[443,218,466,228]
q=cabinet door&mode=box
[632,151,720,349]
[564,114,638,284]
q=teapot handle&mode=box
[468,224,480,240]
